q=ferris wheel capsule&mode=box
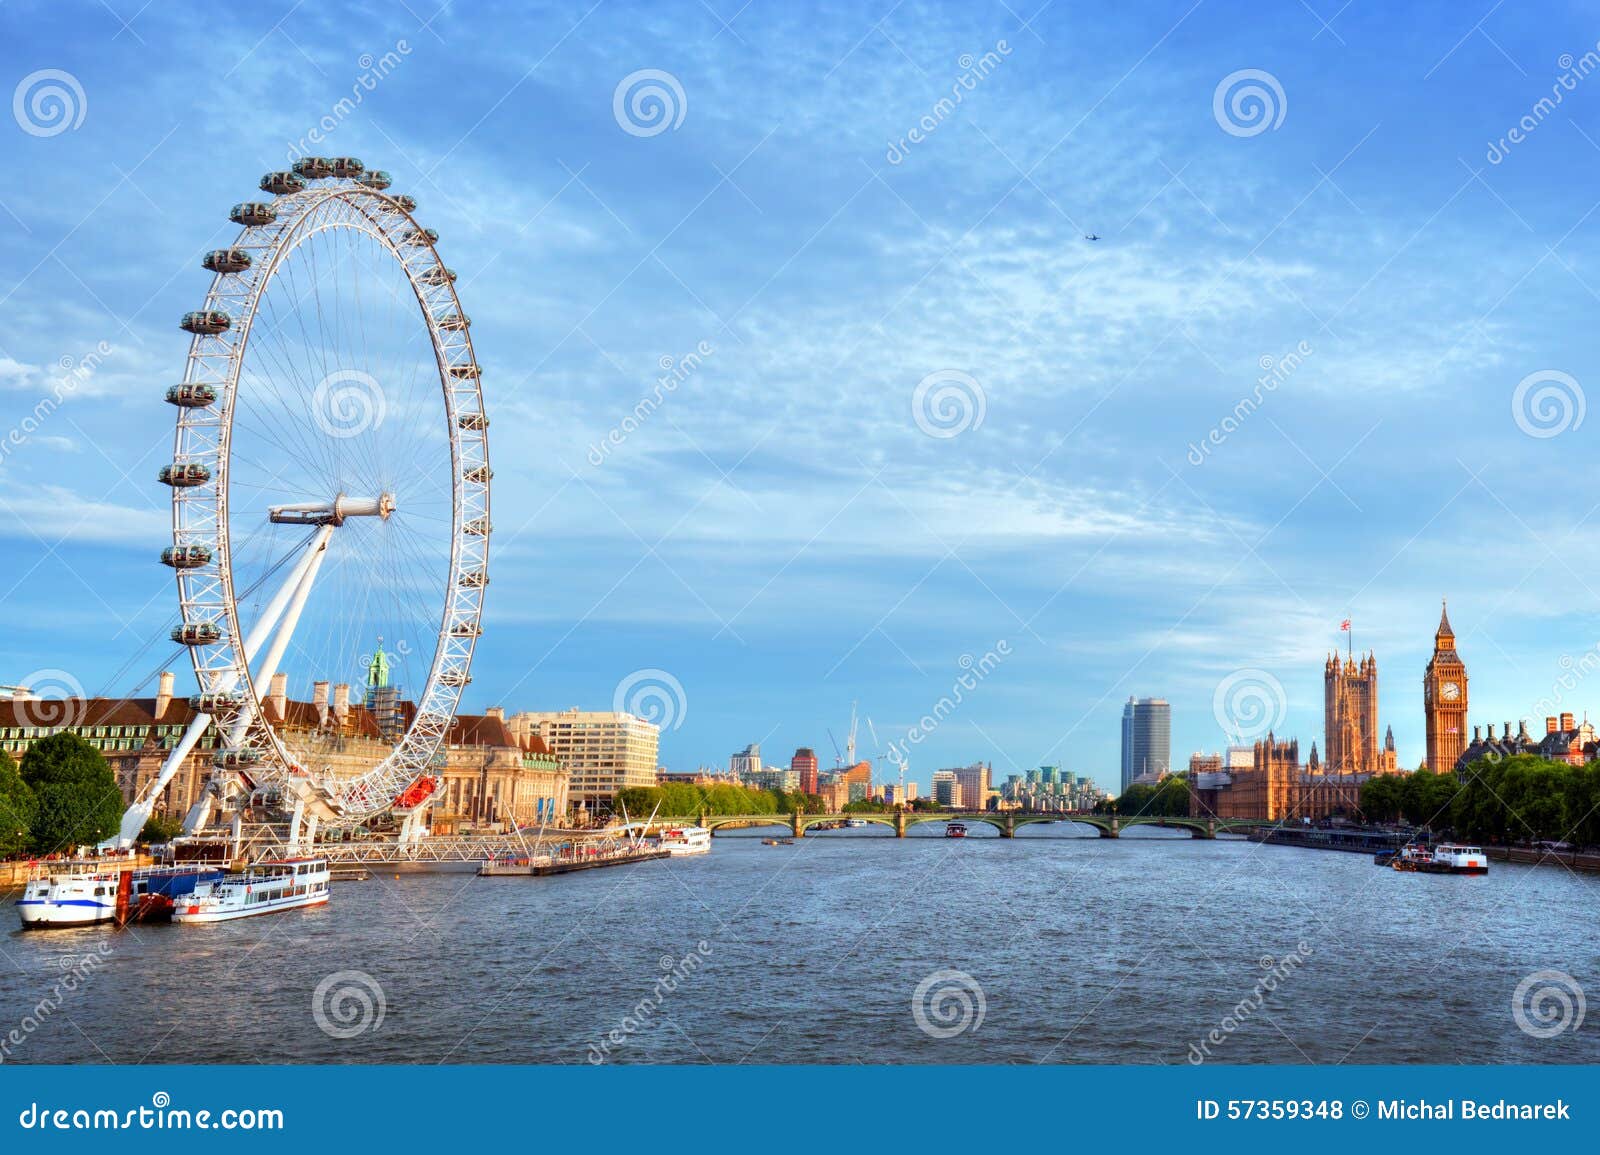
[463,517,491,536]
[171,622,222,646]
[260,171,306,196]
[438,669,472,687]
[188,691,244,711]
[463,465,493,484]
[181,311,231,335]
[392,194,417,212]
[420,266,457,286]
[448,364,481,380]
[166,383,218,408]
[403,227,439,246]
[202,249,252,274]
[230,202,278,227]
[213,747,262,770]
[437,313,470,331]
[329,157,365,178]
[158,463,212,487]
[457,412,488,430]
[357,169,392,190]
[459,570,488,588]
[161,545,212,569]
[292,156,334,180]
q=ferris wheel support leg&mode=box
[223,524,334,750]
[287,798,307,853]
[114,526,342,847]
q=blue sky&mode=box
[2,0,1599,794]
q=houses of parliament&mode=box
[1191,605,1467,822]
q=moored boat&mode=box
[172,857,330,924]
[17,865,226,929]
[656,825,711,856]
[1430,843,1489,874]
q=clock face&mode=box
[1441,681,1461,702]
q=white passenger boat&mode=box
[1430,843,1489,874]
[17,865,226,929]
[655,825,711,856]
[172,857,330,924]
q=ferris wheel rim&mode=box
[165,167,490,824]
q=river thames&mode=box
[2,825,1595,1064]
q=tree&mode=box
[21,732,123,852]
[1359,773,1403,823]
[140,813,185,843]
[0,749,36,857]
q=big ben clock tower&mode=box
[1424,600,1468,773]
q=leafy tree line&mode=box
[615,784,952,818]
[1359,756,1600,847]
[0,732,124,856]
[1096,775,1191,818]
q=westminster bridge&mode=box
[694,811,1263,839]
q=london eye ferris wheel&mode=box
[119,156,490,848]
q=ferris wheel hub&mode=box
[268,492,396,526]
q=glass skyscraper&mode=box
[1120,697,1171,791]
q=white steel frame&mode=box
[165,176,489,830]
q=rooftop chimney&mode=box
[1561,712,1575,732]
[332,682,350,725]
[313,680,330,726]
[155,670,175,719]
[1547,716,1559,734]
[486,706,504,721]
[268,672,287,720]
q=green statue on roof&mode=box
[367,637,390,690]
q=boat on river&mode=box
[945,822,968,839]
[17,865,226,929]
[1389,843,1489,875]
[172,858,330,923]
[656,825,711,856]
